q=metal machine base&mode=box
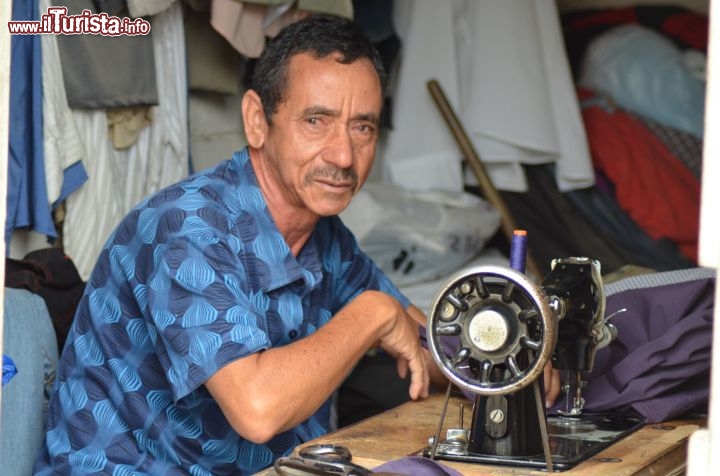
[423,412,645,471]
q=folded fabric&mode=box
[580,88,701,262]
[52,0,159,108]
[373,455,464,476]
[107,106,154,150]
[576,268,715,423]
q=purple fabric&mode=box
[562,276,714,422]
[373,456,464,475]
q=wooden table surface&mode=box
[256,393,704,475]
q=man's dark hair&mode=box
[251,14,386,123]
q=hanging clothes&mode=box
[210,0,354,59]
[379,0,463,192]
[5,0,57,247]
[127,0,177,17]
[381,0,595,194]
[51,0,159,109]
[40,0,88,210]
[62,2,189,280]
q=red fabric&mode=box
[564,7,708,52]
[580,91,700,262]
[662,13,708,52]
[569,7,637,30]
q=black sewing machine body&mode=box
[424,258,644,471]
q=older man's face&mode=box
[260,52,383,217]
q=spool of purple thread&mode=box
[510,229,528,274]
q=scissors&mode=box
[274,443,373,475]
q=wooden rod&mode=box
[426,79,543,280]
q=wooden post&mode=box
[687,0,720,473]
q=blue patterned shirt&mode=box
[34,148,408,475]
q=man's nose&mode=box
[325,126,354,169]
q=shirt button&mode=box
[289,329,298,339]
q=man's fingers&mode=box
[543,365,561,408]
[396,356,408,379]
[406,352,430,400]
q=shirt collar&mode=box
[261,230,324,295]
[233,148,324,295]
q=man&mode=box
[34,14,560,475]
[34,14,438,475]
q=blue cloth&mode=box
[2,288,59,476]
[2,354,17,386]
[35,148,408,475]
[6,0,57,247]
[52,161,89,210]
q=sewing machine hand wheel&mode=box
[427,265,557,396]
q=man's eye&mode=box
[354,123,375,135]
[307,117,319,125]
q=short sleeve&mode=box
[147,233,270,402]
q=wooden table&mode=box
[256,393,704,475]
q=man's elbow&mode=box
[239,424,278,445]
[226,399,285,444]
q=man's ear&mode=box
[241,90,268,148]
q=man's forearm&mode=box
[206,291,429,443]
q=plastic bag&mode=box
[341,183,501,286]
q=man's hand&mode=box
[372,296,431,400]
[543,363,561,408]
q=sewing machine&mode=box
[423,257,645,471]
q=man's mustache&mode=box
[305,165,359,189]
